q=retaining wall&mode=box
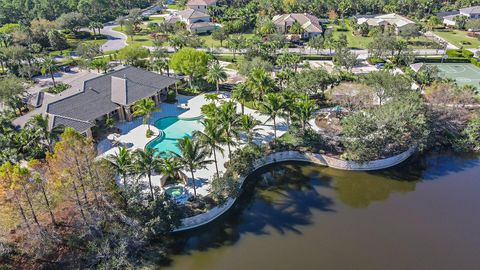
[174,147,416,232]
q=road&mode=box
[100,24,129,52]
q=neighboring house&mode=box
[356,13,415,34]
[186,0,217,13]
[45,66,179,137]
[166,9,218,33]
[272,13,324,39]
[439,6,480,26]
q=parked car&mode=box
[375,63,385,69]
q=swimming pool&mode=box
[146,117,203,156]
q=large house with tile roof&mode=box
[166,9,218,33]
[356,13,415,34]
[272,13,324,39]
[186,0,217,13]
[439,6,480,27]
[45,66,179,137]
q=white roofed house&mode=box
[272,13,324,39]
[186,0,217,13]
[356,13,415,34]
[165,9,219,34]
[438,6,480,27]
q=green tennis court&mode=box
[427,63,480,89]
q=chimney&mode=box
[111,76,128,105]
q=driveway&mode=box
[100,24,128,52]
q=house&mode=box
[272,13,324,39]
[186,0,217,13]
[356,13,415,34]
[439,6,480,26]
[166,9,219,33]
[45,66,179,137]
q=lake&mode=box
[163,152,480,270]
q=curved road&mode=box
[99,25,450,57]
[100,24,128,52]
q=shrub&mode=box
[367,56,385,65]
[146,129,154,138]
[45,83,70,94]
[166,89,176,103]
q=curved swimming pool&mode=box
[146,116,203,156]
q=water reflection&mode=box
[161,152,480,270]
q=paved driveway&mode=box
[100,24,128,52]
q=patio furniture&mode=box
[178,103,189,110]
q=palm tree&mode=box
[158,157,184,185]
[289,21,304,35]
[259,93,285,140]
[133,148,161,200]
[41,56,59,87]
[232,83,253,114]
[293,97,316,133]
[239,114,260,144]
[108,146,132,188]
[176,137,212,197]
[193,118,224,177]
[25,114,63,153]
[246,67,274,98]
[218,101,239,158]
[206,62,227,93]
[259,20,277,36]
[132,98,159,133]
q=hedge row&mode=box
[414,57,471,63]
[470,58,480,68]
[446,49,474,58]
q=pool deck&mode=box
[98,92,288,197]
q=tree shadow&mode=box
[164,162,335,259]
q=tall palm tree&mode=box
[293,97,316,133]
[25,114,63,153]
[239,114,260,144]
[193,118,224,177]
[133,148,161,200]
[41,56,59,87]
[176,137,212,197]
[206,62,227,93]
[218,101,239,158]
[259,93,285,140]
[232,83,253,114]
[132,98,159,132]
[107,146,132,188]
[246,67,274,98]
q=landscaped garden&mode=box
[434,30,480,48]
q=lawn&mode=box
[332,25,439,49]
[198,33,254,48]
[112,26,155,47]
[434,30,480,49]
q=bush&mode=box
[367,56,385,65]
[302,55,333,60]
[44,83,70,94]
[414,57,471,63]
[471,58,480,68]
[446,49,474,58]
[146,129,154,138]
[166,89,176,103]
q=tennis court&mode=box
[427,63,480,89]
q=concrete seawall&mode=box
[174,147,416,232]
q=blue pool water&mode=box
[146,117,203,156]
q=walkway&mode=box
[98,92,288,197]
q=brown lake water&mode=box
[163,152,480,270]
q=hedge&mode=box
[414,57,471,63]
[446,49,474,58]
[471,58,480,68]
[302,55,333,60]
[367,56,386,65]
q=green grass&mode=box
[112,26,155,46]
[332,25,438,49]
[167,4,182,10]
[147,16,165,23]
[199,33,254,48]
[434,30,480,49]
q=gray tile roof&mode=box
[460,5,480,14]
[52,115,94,133]
[47,66,179,130]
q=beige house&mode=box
[186,0,217,13]
[440,6,480,27]
[356,13,415,34]
[166,9,219,33]
[272,13,324,39]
